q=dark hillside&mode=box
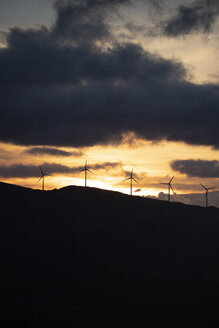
[1,182,219,327]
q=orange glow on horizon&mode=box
[0,140,219,196]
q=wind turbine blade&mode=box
[80,168,85,172]
[207,187,216,190]
[122,177,131,182]
[39,166,43,175]
[170,184,174,194]
[132,177,138,184]
[200,183,207,190]
[160,183,168,185]
[87,169,94,174]
[169,176,174,183]
[37,176,43,183]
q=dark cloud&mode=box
[1,77,219,148]
[90,162,122,170]
[53,0,162,45]
[123,170,140,180]
[0,0,219,149]
[171,160,219,178]
[163,0,219,36]
[149,0,162,10]
[0,162,121,178]
[53,0,132,44]
[25,147,82,157]
[1,27,185,86]
[0,164,44,178]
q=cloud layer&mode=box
[0,0,219,149]
[25,147,82,157]
[171,159,219,178]
[53,0,132,45]
[0,162,121,178]
[163,0,219,36]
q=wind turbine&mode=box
[80,160,93,187]
[37,166,50,191]
[200,184,215,207]
[122,169,138,196]
[160,176,175,202]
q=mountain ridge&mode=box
[1,180,218,211]
[1,181,219,328]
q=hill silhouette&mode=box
[1,182,218,328]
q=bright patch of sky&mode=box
[0,0,55,30]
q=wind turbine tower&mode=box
[160,176,175,202]
[200,184,215,207]
[37,166,49,191]
[80,160,93,187]
[123,169,138,196]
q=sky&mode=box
[0,0,219,206]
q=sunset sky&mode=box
[0,0,219,203]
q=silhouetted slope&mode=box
[1,182,219,328]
